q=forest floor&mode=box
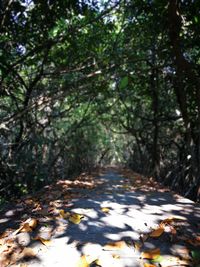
[0,167,200,267]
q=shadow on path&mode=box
[0,169,199,267]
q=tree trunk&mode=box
[168,0,200,200]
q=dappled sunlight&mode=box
[0,168,199,266]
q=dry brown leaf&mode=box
[9,247,36,266]
[149,227,164,238]
[0,244,9,254]
[15,218,38,234]
[133,241,142,250]
[0,254,10,267]
[20,247,36,258]
[169,225,177,235]
[160,256,191,267]
[112,254,120,259]
[175,247,190,260]
[27,218,38,229]
[161,218,173,225]
[0,239,4,246]
[32,236,51,246]
[37,209,49,216]
[103,241,127,250]
[161,216,185,225]
[186,237,200,247]
[141,248,160,260]
[24,199,34,205]
[20,223,33,233]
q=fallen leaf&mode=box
[151,255,164,263]
[22,247,36,257]
[141,248,160,260]
[20,223,33,233]
[59,209,70,219]
[186,237,200,247]
[15,218,38,234]
[12,247,36,263]
[169,225,177,235]
[149,227,164,238]
[144,263,156,267]
[33,236,51,246]
[112,254,120,259]
[76,255,89,267]
[104,241,127,250]
[0,254,10,267]
[94,259,102,266]
[133,241,142,250]
[161,216,185,225]
[69,213,84,224]
[101,207,110,213]
[160,256,191,267]
[27,218,38,229]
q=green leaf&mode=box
[191,250,200,261]
[151,256,164,263]
[119,77,129,89]
[194,16,198,23]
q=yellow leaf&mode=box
[33,236,51,246]
[149,227,164,238]
[69,213,84,224]
[141,248,160,259]
[103,241,127,250]
[59,209,70,219]
[144,263,156,267]
[76,255,89,267]
[101,207,110,213]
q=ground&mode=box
[0,167,200,267]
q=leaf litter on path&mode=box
[0,168,200,267]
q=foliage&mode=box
[0,0,200,201]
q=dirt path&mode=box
[0,169,200,267]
